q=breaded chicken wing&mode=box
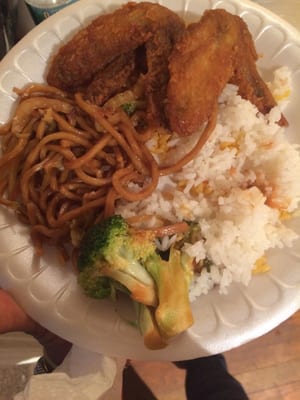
[229,24,287,126]
[166,9,286,136]
[47,2,184,91]
[47,2,184,128]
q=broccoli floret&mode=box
[78,271,112,299]
[77,214,194,349]
[121,101,137,116]
[77,215,158,306]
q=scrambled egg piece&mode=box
[252,256,270,274]
[150,129,171,155]
[176,180,213,197]
[274,89,291,102]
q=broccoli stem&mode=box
[146,248,194,339]
[135,303,168,350]
[100,265,157,306]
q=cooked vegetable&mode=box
[135,303,168,350]
[121,101,137,116]
[146,248,194,339]
[77,214,157,306]
[77,214,194,349]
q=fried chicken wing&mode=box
[166,9,239,136]
[47,4,285,135]
[166,9,287,136]
[229,25,288,126]
[47,2,184,128]
[47,2,184,91]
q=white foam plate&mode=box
[0,0,300,361]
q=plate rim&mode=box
[0,0,300,360]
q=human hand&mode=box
[0,288,36,334]
[0,288,71,367]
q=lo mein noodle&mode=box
[0,84,216,260]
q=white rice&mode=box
[116,66,300,299]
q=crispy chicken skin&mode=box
[47,5,285,135]
[47,2,184,92]
[144,26,181,127]
[229,24,287,126]
[47,2,184,128]
[166,9,287,136]
[86,51,138,105]
[166,9,239,136]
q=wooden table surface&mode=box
[131,310,300,399]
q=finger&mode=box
[0,289,37,333]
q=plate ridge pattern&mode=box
[0,0,299,359]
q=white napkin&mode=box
[14,345,125,400]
